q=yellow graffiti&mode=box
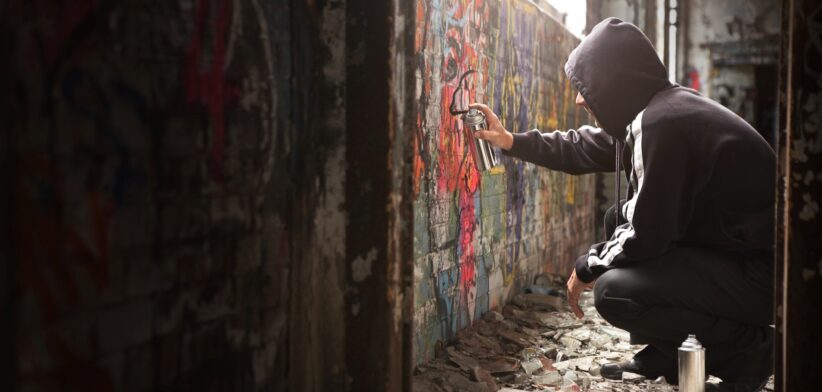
[565,175,575,205]
[489,165,505,175]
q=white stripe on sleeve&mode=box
[588,110,646,268]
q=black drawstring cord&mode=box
[615,139,622,227]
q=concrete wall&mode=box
[1,0,357,390]
[412,0,596,364]
[681,0,780,97]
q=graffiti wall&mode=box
[412,0,597,363]
[3,0,349,390]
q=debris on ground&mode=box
[413,274,775,392]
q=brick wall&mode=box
[3,0,348,390]
[412,0,597,364]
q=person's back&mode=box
[644,85,776,253]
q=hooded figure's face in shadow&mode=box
[576,91,600,127]
[565,17,671,137]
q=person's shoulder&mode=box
[643,86,739,135]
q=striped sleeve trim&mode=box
[587,110,645,268]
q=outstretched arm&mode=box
[470,103,617,174]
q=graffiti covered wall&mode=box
[412,0,597,363]
[3,0,350,390]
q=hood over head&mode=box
[565,18,671,137]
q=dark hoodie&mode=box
[503,18,775,283]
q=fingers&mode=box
[473,130,493,140]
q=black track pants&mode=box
[594,202,774,381]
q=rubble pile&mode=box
[413,277,775,392]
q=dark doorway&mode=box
[754,64,778,147]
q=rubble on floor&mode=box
[413,276,775,392]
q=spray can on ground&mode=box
[462,108,499,171]
[678,334,706,392]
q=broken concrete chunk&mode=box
[497,328,532,349]
[560,377,582,392]
[563,370,591,390]
[471,366,499,392]
[559,336,582,351]
[589,332,613,349]
[539,356,555,371]
[613,341,634,351]
[599,326,631,341]
[553,360,570,372]
[600,351,623,360]
[532,371,563,386]
[520,326,540,337]
[480,357,520,375]
[520,357,543,375]
[518,347,540,360]
[511,373,528,384]
[574,356,594,371]
[446,346,480,372]
[565,327,591,342]
[483,310,505,322]
[622,371,646,383]
[540,346,558,360]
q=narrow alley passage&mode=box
[413,275,775,391]
[2,0,820,390]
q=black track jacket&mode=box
[503,18,776,283]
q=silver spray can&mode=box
[462,108,499,171]
[678,334,706,392]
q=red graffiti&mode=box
[15,153,115,391]
[434,1,484,325]
[688,68,701,91]
[10,2,119,388]
[183,0,239,183]
[16,154,112,323]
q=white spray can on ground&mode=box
[679,334,706,392]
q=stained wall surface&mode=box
[776,0,822,388]
[412,0,596,364]
[682,0,780,95]
[2,0,350,390]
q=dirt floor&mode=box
[413,278,775,391]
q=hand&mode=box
[566,269,595,319]
[468,103,514,150]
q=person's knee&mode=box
[594,269,647,322]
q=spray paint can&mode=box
[678,334,706,392]
[462,108,499,171]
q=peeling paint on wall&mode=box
[412,0,596,364]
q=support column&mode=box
[775,0,822,389]
[345,0,415,390]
